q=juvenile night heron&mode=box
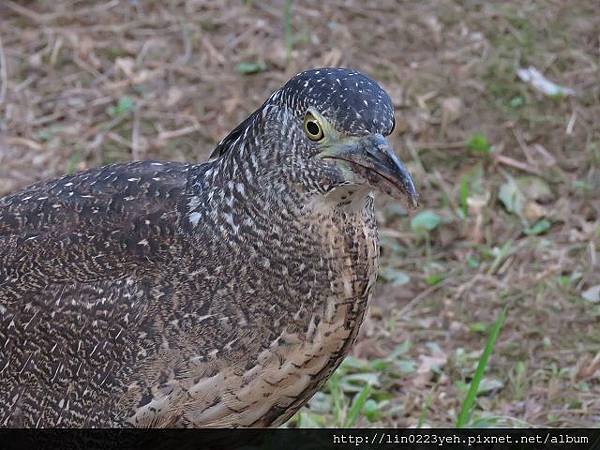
[0,68,417,427]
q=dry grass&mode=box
[0,0,598,427]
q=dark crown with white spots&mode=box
[210,68,395,160]
[271,68,395,136]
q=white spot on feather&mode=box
[189,212,201,226]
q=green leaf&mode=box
[107,96,135,117]
[456,307,507,428]
[380,268,410,286]
[424,273,445,286]
[363,399,381,422]
[466,133,492,154]
[341,372,380,389]
[557,275,570,288]
[394,359,416,374]
[509,96,524,109]
[410,210,441,233]
[469,322,488,334]
[389,341,412,358]
[557,272,581,289]
[425,341,443,355]
[524,219,551,235]
[235,61,266,75]
[498,177,524,217]
[477,377,504,394]
[467,257,479,269]
[344,373,380,385]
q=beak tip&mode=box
[409,195,419,209]
[408,193,419,209]
[404,180,419,209]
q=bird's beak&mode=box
[321,134,419,207]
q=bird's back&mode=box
[0,160,191,426]
[0,159,379,427]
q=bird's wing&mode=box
[0,160,191,426]
[0,160,190,285]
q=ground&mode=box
[0,0,598,427]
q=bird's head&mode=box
[210,68,418,208]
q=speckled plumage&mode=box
[0,68,416,427]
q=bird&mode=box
[0,67,417,428]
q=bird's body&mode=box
[0,68,417,427]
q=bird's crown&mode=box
[269,67,395,136]
[210,68,395,160]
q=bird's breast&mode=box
[200,198,379,427]
[125,194,380,428]
[246,205,379,427]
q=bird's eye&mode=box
[303,113,324,141]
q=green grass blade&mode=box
[456,306,507,428]
[328,373,344,426]
[344,383,371,427]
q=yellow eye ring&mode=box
[303,113,324,141]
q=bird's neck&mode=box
[185,152,377,235]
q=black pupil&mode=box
[306,121,320,136]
